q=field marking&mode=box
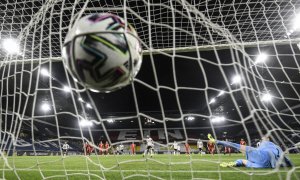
[0,169,299,173]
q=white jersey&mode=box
[146,137,154,147]
[173,142,178,149]
[177,145,181,151]
[62,143,70,150]
[119,144,124,150]
[197,141,203,148]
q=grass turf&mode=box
[0,154,299,179]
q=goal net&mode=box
[0,0,300,179]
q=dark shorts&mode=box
[63,149,68,153]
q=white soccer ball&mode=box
[62,13,142,92]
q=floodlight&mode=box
[261,93,272,102]
[186,116,195,121]
[211,116,225,123]
[218,90,225,97]
[41,103,51,112]
[209,98,216,104]
[231,75,242,85]
[292,13,300,30]
[79,119,93,127]
[255,53,268,64]
[40,68,50,77]
[78,97,84,102]
[107,119,114,123]
[63,86,71,92]
[2,38,20,54]
[86,103,92,109]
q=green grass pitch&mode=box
[1,154,299,179]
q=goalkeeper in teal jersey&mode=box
[208,134,293,168]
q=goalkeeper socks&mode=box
[217,141,241,150]
[235,159,243,167]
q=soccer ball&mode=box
[62,13,142,92]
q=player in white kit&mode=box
[171,141,179,155]
[197,139,204,156]
[62,142,70,157]
[119,144,124,155]
[143,135,154,157]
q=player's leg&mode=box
[150,147,153,157]
[143,147,148,157]
[244,160,267,168]
[223,159,266,168]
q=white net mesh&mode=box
[1,0,300,179]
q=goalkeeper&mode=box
[207,134,293,168]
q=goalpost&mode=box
[1,0,300,179]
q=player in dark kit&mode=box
[224,139,231,156]
[130,142,136,155]
[240,139,246,146]
[185,143,191,156]
[207,140,215,155]
[104,141,110,156]
[84,142,93,156]
[98,141,103,155]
